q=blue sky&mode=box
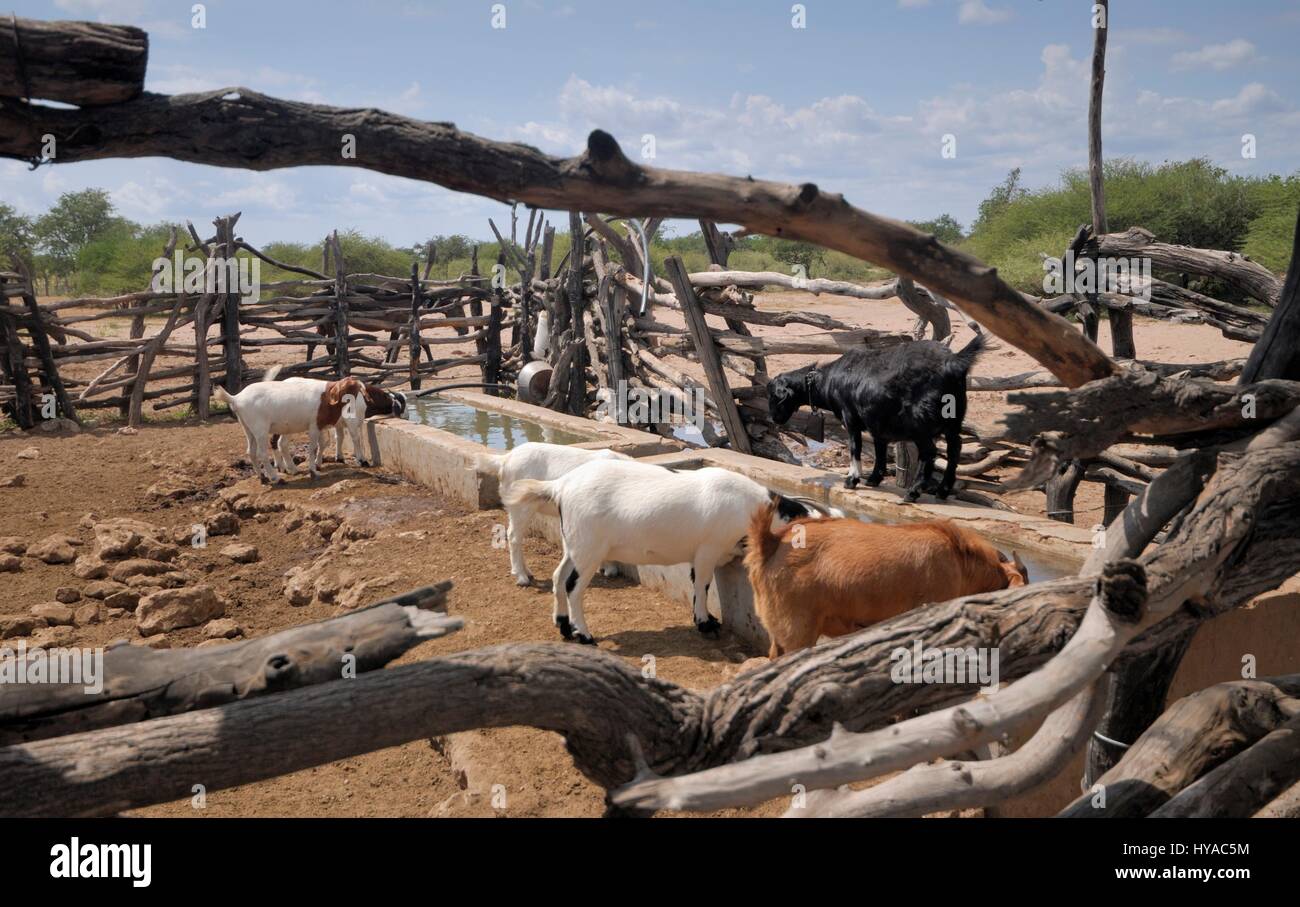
[4,0,1299,250]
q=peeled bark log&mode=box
[0,85,1117,387]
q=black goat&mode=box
[767,333,986,500]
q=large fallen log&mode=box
[0,75,1118,387]
[999,368,1300,477]
[0,584,459,746]
[1057,676,1300,817]
[0,17,147,106]
[1089,226,1282,306]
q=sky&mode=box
[3,0,1300,251]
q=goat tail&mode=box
[262,364,284,382]
[744,499,785,576]
[212,385,236,411]
[948,331,988,375]
[501,478,556,510]
[477,451,506,476]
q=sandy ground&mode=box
[0,288,1253,817]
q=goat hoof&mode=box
[865,475,884,487]
[696,616,722,637]
[905,489,923,502]
[515,574,534,587]
[843,476,860,489]
[359,459,371,468]
[274,478,286,486]
[555,615,574,639]
[574,633,596,646]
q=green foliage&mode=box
[1241,173,1300,272]
[908,214,965,244]
[963,158,1291,292]
[76,221,179,295]
[34,189,117,276]
[0,203,34,261]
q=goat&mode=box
[213,366,406,483]
[501,460,824,645]
[480,442,630,586]
[270,377,407,472]
[767,334,986,500]
[745,500,1028,658]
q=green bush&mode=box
[962,158,1293,292]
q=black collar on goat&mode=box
[767,334,987,500]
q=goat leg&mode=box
[864,434,887,487]
[691,565,722,637]
[906,438,939,501]
[935,428,963,499]
[845,428,864,489]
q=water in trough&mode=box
[406,396,593,450]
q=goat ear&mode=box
[996,549,1010,563]
[325,383,342,406]
[1012,550,1027,576]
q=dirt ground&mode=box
[0,288,1254,817]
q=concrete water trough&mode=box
[367,392,1091,653]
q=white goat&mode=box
[213,366,370,483]
[532,309,552,360]
[481,442,629,585]
[502,459,826,644]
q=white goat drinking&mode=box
[481,442,629,586]
[501,459,824,644]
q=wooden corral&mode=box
[2,10,1300,819]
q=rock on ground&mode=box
[136,585,224,636]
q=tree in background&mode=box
[908,214,964,244]
[770,238,826,277]
[971,167,1027,236]
[34,189,117,289]
[0,203,34,262]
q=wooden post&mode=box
[217,216,244,393]
[331,231,350,377]
[194,293,211,419]
[1089,0,1135,360]
[15,267,78,425]
[482,251,505,396]
[127,296,184,428]
[602,282,627,399]
[119,312,145,418]
[408,260,422,390]
[124,227,178,420]
[1044,460,1083,524]
[0,281,34,429]
[565,212,588,416]
[664,255,751,455]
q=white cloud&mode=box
[958,0,1011,26]
[1171,39,1258,72]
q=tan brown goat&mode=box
[745,501,1028,658]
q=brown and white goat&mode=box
[213,365,406,483]
[744,500,1028,658]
